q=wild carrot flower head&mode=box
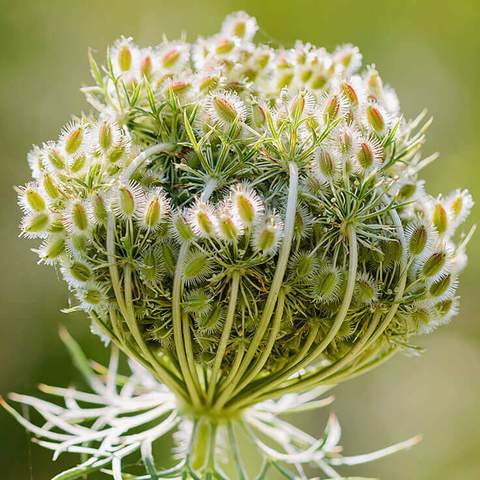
[11,11,474,479]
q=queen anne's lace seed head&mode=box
[15,15,474,478]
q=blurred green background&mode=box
[1,0,479,478]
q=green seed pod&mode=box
[64,127,84,155]
[315,148,337,180]
[289,251,318,281]
[422,251,447,278]
[118,44,132,71]
[183,289,211,318]
[40,236,66,262]
[68,261,93,283]
[91,194,108,225]
[253,215,282,255]
[98,121,113,150]
[46,145,66,170]
[23,212,50,236]
[42,173,60,199]
[311,266,344,304]
[354,273,378,305]
[70,233,89,254]
[70,201,90,232]
[383,238,403,265]
[172,212,195,243]
[79,287,105,309]
[366,104,386,133]
[232,186,263,226]
[20,186,46,212]
[70,155,86,174]
[197,305,223,333]
[139,247,163,283]
[432,202,448,235]
[429,274,454,298]
[158,242,176,275]
[407,221,431,257]
[183,252,212,285]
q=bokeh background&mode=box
[1,0,479,478]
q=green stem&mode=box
[106,215,185,397]
[207,271,241,405]
[121,142,175,181]
[214,161,299,409]
[228,288,286,400]
[172,243,202,407]
[228,225,358,409]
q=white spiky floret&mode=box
[333,44,363,76]
[157,41,191,72]
[252,212,284,256]
[230,183,264,227]
[221,10,258,43]
[204,90,247,127]
[111,181,145,220]
[138,187,171,231]
[445,189,474,229]
[186,200,218,238]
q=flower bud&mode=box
[187,201,217,238]
[114,183,144,220]
[365,104,388,134]
[216,204,242,241]
[141,189,170,230]
[206,91,247,126]
[231,185,263,226]
[253,214,283,255]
